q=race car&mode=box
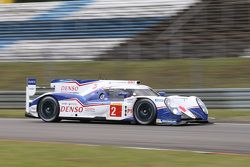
[25,78,209,125]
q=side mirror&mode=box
[158,91,167,97]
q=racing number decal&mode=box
[110,104,122,117]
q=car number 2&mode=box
[110,104,122,117]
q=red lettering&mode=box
[61,106,65,112]
[61,86,79,92]
[60,106,84,112]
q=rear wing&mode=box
[26,78,36,96]
[26,78,36,113]
[26,78,53,113]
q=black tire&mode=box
[38,96,61,122]
[133,99,157,125]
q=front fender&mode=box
[156,107,182,125]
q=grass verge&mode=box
[0,140,249,167]
[209,109,250,123]
[1,58,250,90]
[1,109,250,123]
[0,110,25,118]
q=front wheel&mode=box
[38,96,61,122]
[133,99,157,125]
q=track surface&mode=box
[0,118,250,154]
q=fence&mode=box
[1,88,250,109]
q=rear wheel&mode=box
[38,96,61,122]
[133,99,157,125]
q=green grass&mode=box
[1,58,250,90]
[0,110,25,118]
[209,109,250,123]
[0,140,249,167]
[1,109,250,123]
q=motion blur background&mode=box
[1,0,250,155]
[1,1,250,164]
[0,0,250,90]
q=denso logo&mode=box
[61,86,78,92]
[60,106,84,112]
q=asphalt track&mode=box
[0,118,250,154]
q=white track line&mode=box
[215,122,250,126]
[1,139,249,156]
[121,146,212,153]
[119,146,250,156]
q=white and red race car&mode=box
[26,78,209,125]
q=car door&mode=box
[105,89,129,120]
[85,90,110,118]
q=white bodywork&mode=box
[26,79,208,124]
[26,80,165,120]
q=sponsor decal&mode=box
[126,99,134,103]
[125,108,133,116]
[157,119,177,124]
[110,104,122,117]
[61,85,79,92]
[128,80,136,84]
[127,108,133,114]
[155,99,164,102]
[59,98,107,113]
[157,106,167,109]
[29,87,35,91]
[28,78,36,85]
[179,106,187,112]
[85,107,95,112]
[162,120,177,123]
[60,106,84,112]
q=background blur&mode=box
[0,0,250,90]
[1,2,250,162]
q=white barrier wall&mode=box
[0,0,198,61]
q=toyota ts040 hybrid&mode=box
[25,78,209,125]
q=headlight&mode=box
[164,98,171,107]
[164,98,181,115]
[196,98,208,114]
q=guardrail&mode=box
[0,88,250,109]
[157,88,250,109]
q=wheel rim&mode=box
[136,102,154,122]
[41,100,56,120]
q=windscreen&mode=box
[107,88,159,100]
[132,89,159,96]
